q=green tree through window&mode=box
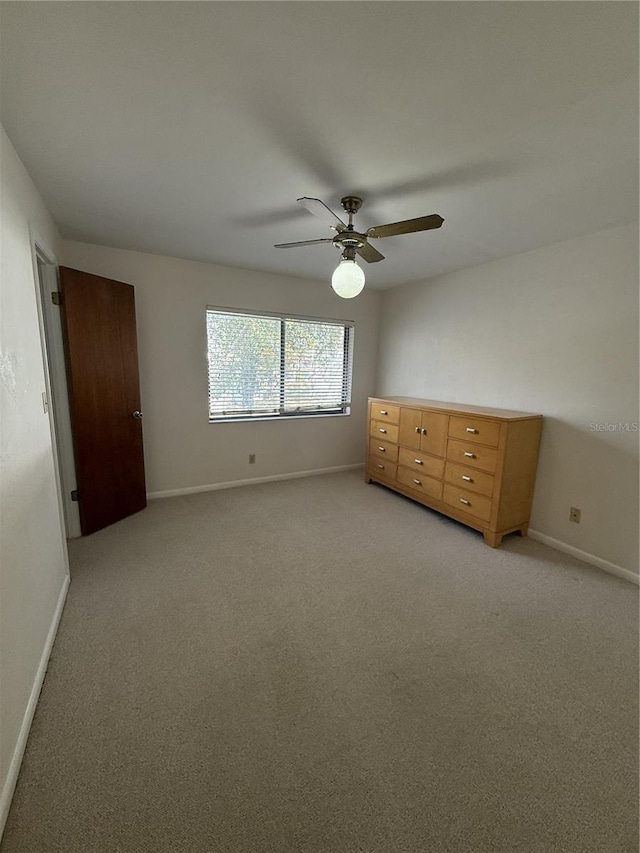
[207,308,353,421]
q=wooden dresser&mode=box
[366,396,542,547]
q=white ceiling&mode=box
[1,2,637,290]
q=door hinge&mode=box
[71,489,79,502]
[51,291,63,306]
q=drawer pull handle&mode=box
[414,458,423,465]
[414,426,421,434]
[377,463,385,469]
[464,451,475,458]
[378,446,386,452]
[460,498,471,506]
[462,475,472,482]
[380,410,388,415]
[421,428,427,435]
[413,478,422,485]
[379,428,387,434]
[466,427,478,434]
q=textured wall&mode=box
[61,241,381,494]
[0,126,69,831]
[376,223,639,574]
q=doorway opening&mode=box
[34,248,81,539]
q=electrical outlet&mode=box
[249,454,256,464]
[569,507,581,524]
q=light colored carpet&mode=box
[2,470,638,852]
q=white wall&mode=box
[61,242,381,495]
[377,223,639,575]
[0,127,69,831]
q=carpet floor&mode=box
[2,470,638,852]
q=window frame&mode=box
[206,305,355,424]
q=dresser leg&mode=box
[519,524,528,538]
[483,530,503,548]
[365,473,372,484]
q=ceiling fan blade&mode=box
[274,238,334,249]
[298,197,347,231]
[355,241,385,263]
[367,214,444,239]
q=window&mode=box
[206,307,354,422]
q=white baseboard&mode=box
[147,463,365,500]
[528,530,638,585]
[0,574,70,838]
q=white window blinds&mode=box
[206,308,353,421]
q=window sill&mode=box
[209,411,351,425]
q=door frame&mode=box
[30,234,81,539]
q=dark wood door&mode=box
[59,267,146,534]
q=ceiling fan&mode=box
[275,196,444,297]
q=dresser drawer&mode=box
[398,447,445,480]
[369,437,399,462]
[369,459,397,480]
[370,403,400,424]
[446,439,498,474]
[443,484,492,522]
[370,420,399,443]
[445,461,494,498]
[397,466,443,501]
[449,415,500,447]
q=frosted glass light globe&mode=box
[331,259,365,298]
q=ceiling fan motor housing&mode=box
[332,231,366,250]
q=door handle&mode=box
[132,411,143,419]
